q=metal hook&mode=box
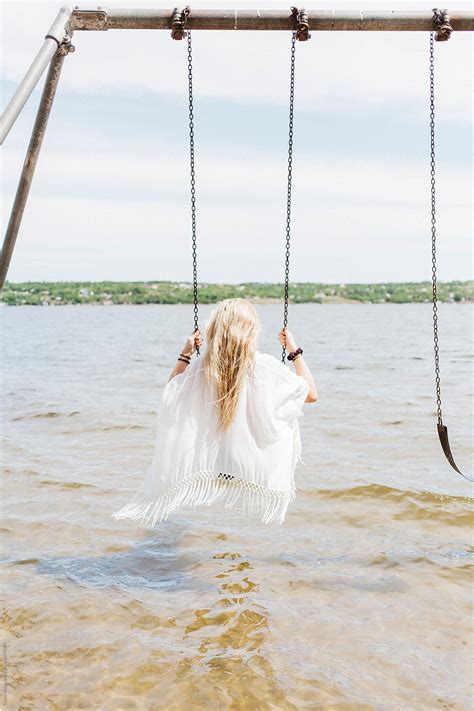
[171,6,190,40]
[291,6,311,41]
[432,7,453,41]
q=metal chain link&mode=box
[187,28,200,356]
[429,31,442,425]
[429,23,472,481]
[281,29,297,364]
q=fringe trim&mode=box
[111,470,297,527]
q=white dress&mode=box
[112,350,309,526]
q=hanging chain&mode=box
[428,19,473,482]
[187,24,200,356]
[282,29,297,364]
[429,31,442,426]
[171,7,199,356]
[281,7,310,363]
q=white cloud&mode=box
[2,144,471,282]
[2,140,471,205]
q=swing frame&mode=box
[1,6,473,283]
[0,6,472,481]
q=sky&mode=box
[1,0,472,284]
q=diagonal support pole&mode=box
[0,5,73,145]
[0,42,72,289]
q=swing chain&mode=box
[429,30,442,427]
[282,27,297,364]
[429,24,472,482]
[432,8,453,42]
[186,20,200,356]
[282,9,309,363]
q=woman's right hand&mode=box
[278,327,298,353]
[279,326,318,403]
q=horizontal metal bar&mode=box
[0,5,73,144]
[69,8,474,32]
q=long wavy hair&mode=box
[203,298,261,432]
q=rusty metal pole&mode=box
[0,39,74,289]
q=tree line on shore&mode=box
[1,280,472,306]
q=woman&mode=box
[112,298,318,526]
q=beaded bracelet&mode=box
[287,347,303,361]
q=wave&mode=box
[101,424,146,431]
[309,482,471,504]
[60,424,147,433]
[39,479,97,490]
[304,483,473,527]
[11,411,80,421]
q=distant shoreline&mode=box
[1,280,472,306]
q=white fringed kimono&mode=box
[112,350,309,526]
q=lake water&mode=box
[1,303,473,709]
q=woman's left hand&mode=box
[182,329,203,357]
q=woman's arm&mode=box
[292,355,318,403]
[168,329,203,382]
[278,327,318,403]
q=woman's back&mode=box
[112,297,317,527]
[112,350,309,526]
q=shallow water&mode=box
[1,303,473,709]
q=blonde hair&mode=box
[203,298,261,432]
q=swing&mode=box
[428,11,473,483]
[172,5,309,366]
[172,8,471,482]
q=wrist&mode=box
[287,347,303,362]
[177,352,192,365]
